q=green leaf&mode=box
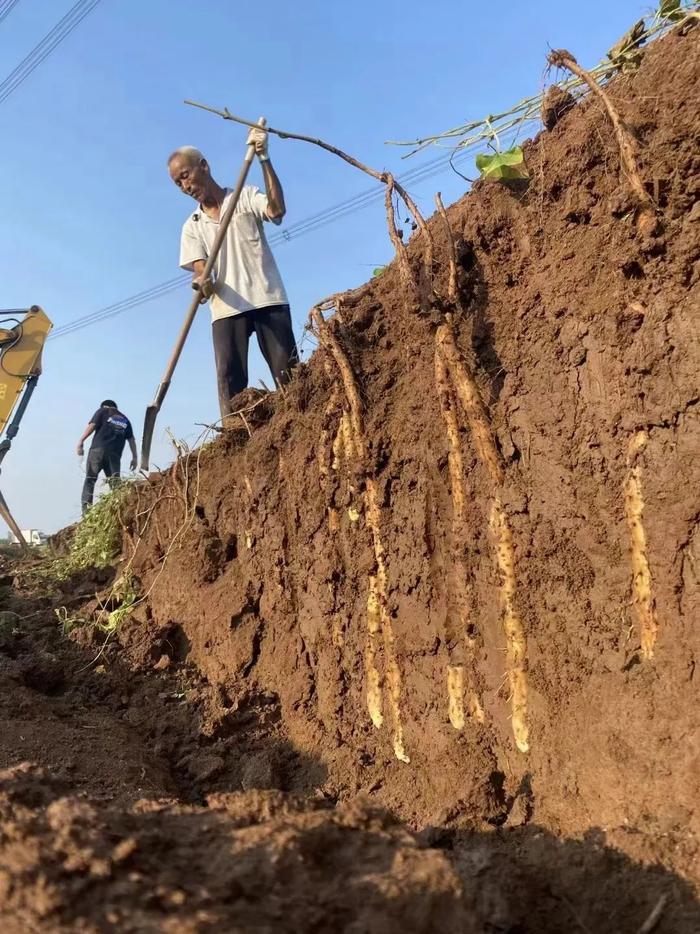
[475,146,529,180]
[659,0,684,21]
[372,267,385,277]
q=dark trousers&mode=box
[212,304,298,418]
[81,447,121,512]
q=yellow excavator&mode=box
[0,306,52,548]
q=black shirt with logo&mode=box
[89,408,134,455]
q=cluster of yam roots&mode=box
[307,75,661,759]
[189,37,665,763]
[310,203,532,759]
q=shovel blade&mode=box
[140,404,160,472]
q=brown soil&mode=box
[1,25,700,933]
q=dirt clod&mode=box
[541,84,576,130]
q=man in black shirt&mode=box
[76,399,137,513]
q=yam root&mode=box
[490,498,529,754]
[624,431,658,660]
[548,49,658,234]
[314,308,409,763]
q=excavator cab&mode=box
[0,306,52,547]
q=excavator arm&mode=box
[0,306,52,547]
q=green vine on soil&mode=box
[386,1,699,158]
[47,482,135,582]
[59,426,214,652]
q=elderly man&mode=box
[167,128,298,419]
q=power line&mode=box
[49,144,475,341]
[267,148,474,243]
[0,0,22,25]
[0,0,100,105]
[0,0,100,103]
[50,276,189,340]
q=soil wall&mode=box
[122,30,700,861]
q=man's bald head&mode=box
[167,146,206,168]
[168,147,215,203]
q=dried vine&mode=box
[185,100,434,298]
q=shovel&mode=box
[140,117,266,471]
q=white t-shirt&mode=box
[179,185,289,322]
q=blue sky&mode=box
[1,0,651,533]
